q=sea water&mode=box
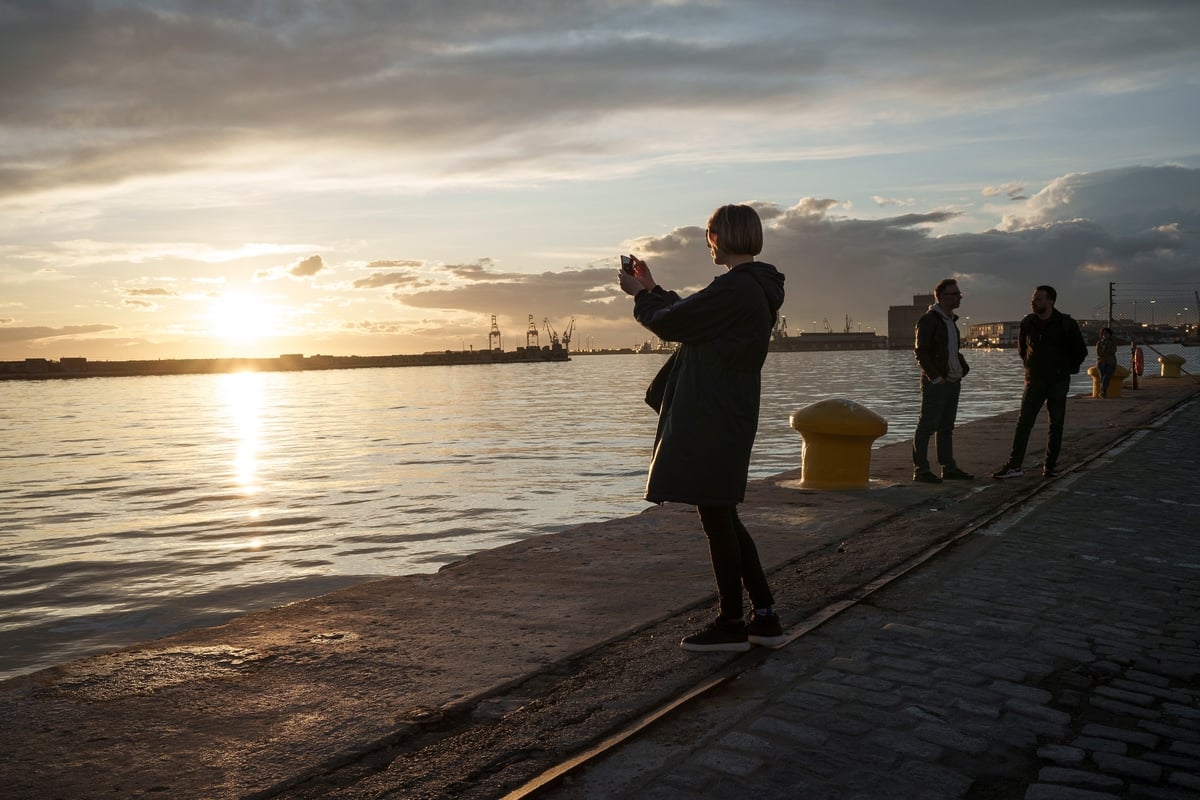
[0,346,1173,679]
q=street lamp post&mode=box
[1151,299,1156,325]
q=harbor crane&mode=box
[773,315,790,340]
[561,317,575,351]
[542,317,559,347]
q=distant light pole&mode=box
[1151,299,1156,325]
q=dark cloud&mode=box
[373,166,1199,334]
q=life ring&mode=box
[1132,346,1144,376]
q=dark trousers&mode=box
[697,505,774,620]
[1006,377,1070,469]
[1098,363,1116,395]
[912,378,962,473]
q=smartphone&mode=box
[620,255,635,275]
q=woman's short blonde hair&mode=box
[706,204,763,257]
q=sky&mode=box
[2,0,1198,361]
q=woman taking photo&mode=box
[618,204,786,652]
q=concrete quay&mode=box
[1,377,1197,799]
[546,387,1200,800]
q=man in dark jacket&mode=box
[619,203,786,653]
[912,278,973,483]
[993,285,1089,479]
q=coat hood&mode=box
[735,261,785,318]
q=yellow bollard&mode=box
[1158,353,1186,378]
[1087,364,1129,398]
[790,398,888,490]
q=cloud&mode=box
[256,253,328,282]
[1000,165,1200,235]
[125,287,177,297]
[3,2,1198,200]
[363,166,1199,335]
[288,254,326,278]
[982,183,1027,201]
[0,324,119,343]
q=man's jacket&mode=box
[914,306,969,382]
[1018,309,1088,382]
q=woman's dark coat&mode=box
[633,261,785,506]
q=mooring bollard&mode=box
[1158,353,1186,378]
[1086,364,1130,398]
[789,398,888,490]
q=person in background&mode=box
[618,204,787,653]
[1095,327,1118,398]
[993,285,1089,480]
[912,278,973,483]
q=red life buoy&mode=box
[1132,346,1144,376]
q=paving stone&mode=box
[913,722,989,753]
[866,728,942,760]
[1005,698,1072,726]
[1024,783,1124,799]
[1072,736,1128,755]
[1039,744,1087,765]
[747,714,829,747]
[696,748,763,777]
[1169,740,1200,758]
[991,680,1054,704]
[1037,766,1124,790]
[1080,723,1159,749]
[716,731,773,754]
[1140,721,1200,744]
[1090,751,1163,782]
[1089,695,1160,720]
[1094,685,1156,706]
[1168,769,1200,791]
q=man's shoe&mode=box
[681,618,750,652]
[991,464,1023,479]
[913,470,942,483]
[747,611,787,649]
[941,466,975,480]
[1042,466,1058,478]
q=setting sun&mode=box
[208,292,281,343]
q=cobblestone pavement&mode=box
[545,396,1200,800]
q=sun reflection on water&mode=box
[217,371,264,495]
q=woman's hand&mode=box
[618,255,657,295]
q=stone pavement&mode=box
[543,395,1200,799]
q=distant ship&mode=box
[770,315,887,352]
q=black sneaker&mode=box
[912,470,942,483]
[681,618,750,652]
[991,464,1023,479]
[941,466,975,480]
[747,611,787,649]
[1042,466,1058,478]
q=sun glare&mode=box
[208,292,280,342]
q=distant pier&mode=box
[0,346,570,381]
